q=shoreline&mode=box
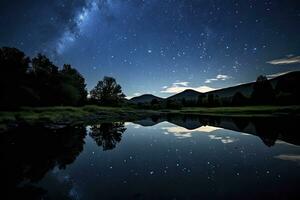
[1,105,299,131]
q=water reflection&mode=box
[1,115,300,199]
[134,114,300,147]
[1,125,86,199]
[89,122,126,151]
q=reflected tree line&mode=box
[1,122,126,199]
[1,114,300,198]
[136,114,300,147]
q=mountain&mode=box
[129,94,163,104]
[166,71,300,103]
[129,71,300,105]
[206,71,300,99]
[166,89,203,102]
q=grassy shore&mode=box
[177,105,300,116]
[0,105,299,131]
[0,105,158,127]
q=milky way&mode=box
[0,0,299,98]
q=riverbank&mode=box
[1,105,299,131]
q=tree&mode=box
[31,54,60,106]
[90,77,125,106]
[0,47,88,108]
[60,64,87,105]
[251,75,275,105]
[275,72,300,105]
[31,54,58,75]
[0,47,30,108]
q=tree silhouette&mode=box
[0,47,30,108]
[251,75,275,105]
[90,76,125,106]
[275,72,300,105]
[31,54,60,106]
[0,47,88,108]
[60,64,87,105]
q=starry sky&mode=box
[0,0,300,98]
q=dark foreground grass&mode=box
[0,105,160,131]
[0,105,299,131]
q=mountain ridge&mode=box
[129,71,300,104]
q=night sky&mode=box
[0,0,300,98]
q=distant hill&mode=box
[129,71,300,105]
[166,89,203,102]
[206,71,300,99]
[129,94,163,104]
[166,71,300,103]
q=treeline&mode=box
[0,47,126,110]
[0,47,87,109]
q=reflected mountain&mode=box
[133,114,300,147]
[89,122,126,151]
[0,125,86,199]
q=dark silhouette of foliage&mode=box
[207,94,215,107]
[150,98,161,109]
[251,75,275,105]
[0,47,30,109]
[1,125,86,199]
[60,64,88,105]
[181,98,186,106]
[232,92,248,106]
[166,99,182,109]
[89,122,126,150]
[31,54,60,106]
[0,47,88,109]
[90,76,125,106]
[275,72,300,105]
[197,94,205,106]
[151,98,159,106]
[214,95,220,106]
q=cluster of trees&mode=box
[0,47,87,109]
[90,76,125,106]
[0,47,126,110]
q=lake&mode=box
[2,115,300,200]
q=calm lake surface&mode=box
[2,115,300,199]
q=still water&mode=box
[2,115,300,199]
